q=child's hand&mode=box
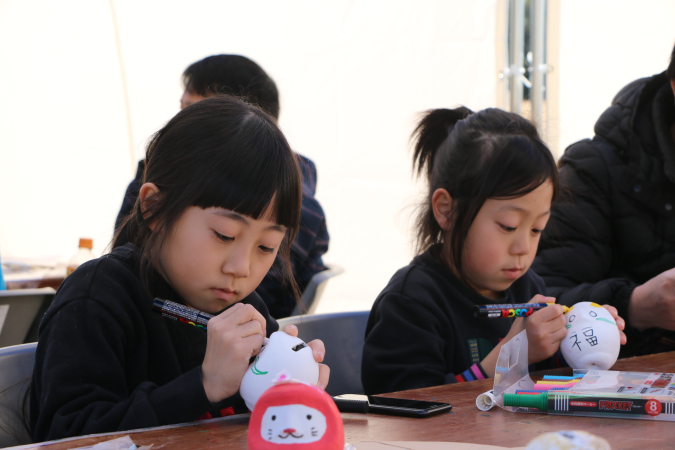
[503,294,567,364]
[601,304,628,345]
[524,302,568,364]
[201,303,267,403]
[283,324,331,390]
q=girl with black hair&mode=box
[361,107,626,395]
[30,96,329,442]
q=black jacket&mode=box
[361,245,547,395]
[533,72,675,357]
[30,244,278,442]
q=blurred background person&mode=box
[115,54,329,319]
[533,43,675,358]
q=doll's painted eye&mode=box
[292,343,308,352]
[272,415,276,421]
[569,315,575,322]
[307,414,312,420]
[589,311,597,317]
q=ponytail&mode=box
[412,107,472,180]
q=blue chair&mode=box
[278,310,369,396]
[0,343,36,447]
[291,264,344,316]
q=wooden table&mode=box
[17,352,675,450]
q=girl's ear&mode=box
[139,183,161,231]
[431,188,453,231]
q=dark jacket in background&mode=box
[533,72,675,357]
[30,244,278,442]
[115,154,329,319]
[361,245,548,395]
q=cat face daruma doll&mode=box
[248,382,344,450]
[560,302,620,370]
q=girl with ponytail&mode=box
[361,107,626,395]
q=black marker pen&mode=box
[152,298,212,330]
[152,298,271,347]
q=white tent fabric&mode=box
[2,0,674,313]
[0,0,498,312]
[555,0,675,157]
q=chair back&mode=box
[0,343,37,448]
[291,264,344,316]
[0,288,55,347]
[278,310,369,396]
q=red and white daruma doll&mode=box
[248,381,344,450]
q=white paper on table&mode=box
[70,435,152,450]
[351,442,525,450]
[0,305,9,335]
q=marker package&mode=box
[492,330,675,421]
[504,383,675,421]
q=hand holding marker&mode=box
[153,298,271,343]
[474,302,570,318]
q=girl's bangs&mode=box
[190,140,301,230]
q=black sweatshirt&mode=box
[30,244,278,442]
[361,245,547,395]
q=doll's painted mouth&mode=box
[278,429,304,439]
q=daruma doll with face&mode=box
[248,382,344,450]
[560,302,620,370]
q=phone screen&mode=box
[333,394,452,418]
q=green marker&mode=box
[504,392,550,411]
[504,392,672,417]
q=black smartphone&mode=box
[332,394,452,418]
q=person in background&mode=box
[115,55,329,319]
[361,107,626,395]
[32,96,329,442]
[532,43,675,358]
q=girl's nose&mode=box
[221,250,251,278]
[511,233,531,255]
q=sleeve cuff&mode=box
[447,363,489,383]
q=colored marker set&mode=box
[502,371,675,421]
[504,391,675,417]
[474,303,570,319]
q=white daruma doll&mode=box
[248,382,344,450]
[560,302,620,370]
[240,332,319,411]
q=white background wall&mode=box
[0,0,498,312]
[555,0,675,155]
[1,0,674,314]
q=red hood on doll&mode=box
[248,382,344,450]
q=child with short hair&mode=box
[361,107,625,395]
[31,96,329,442]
